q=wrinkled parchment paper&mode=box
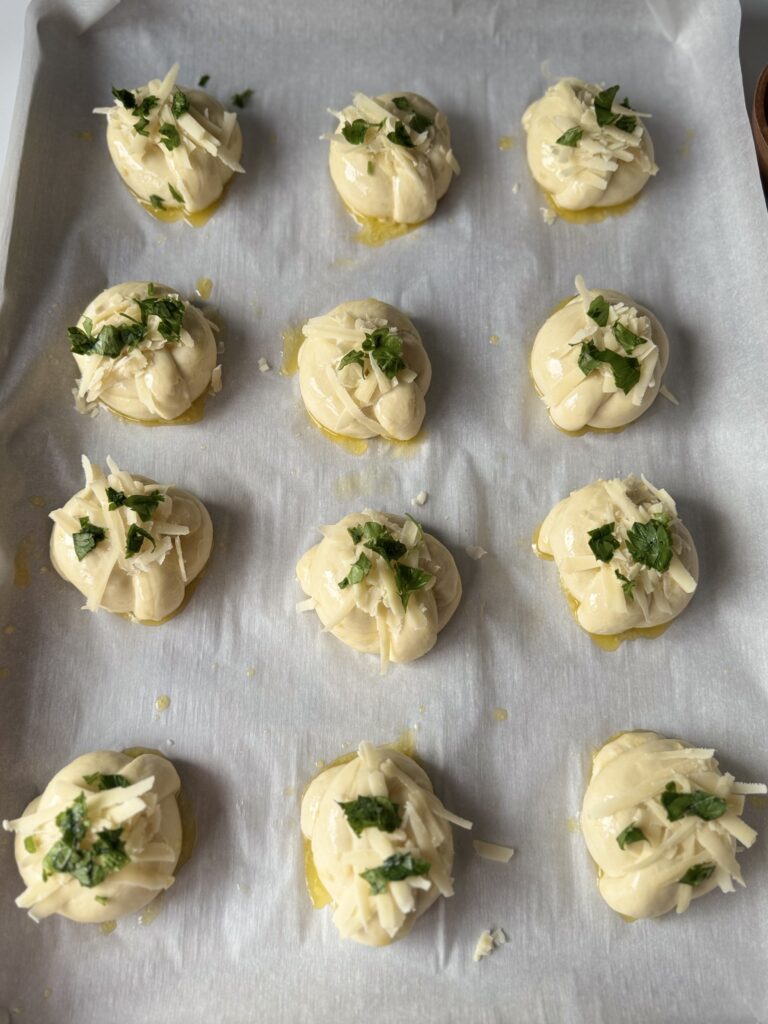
[1,1,767,1021]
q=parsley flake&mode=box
[159,123,181,150]
[556,126,583,147]
[616,824,647,849]
[111,87,135,109]
[393,562,433,611]
[409,112,432,134]
[578,340,640,394]
[387,121,415,148]
[586,294,610,327]
[660,783,727,823]
[24,836,37,854]
[82,772,130,791]
[392,96,411,111]
[72,517,107,561]
[359,852,430,895]
[626,519,673,572]
[337,349,366,372]
[106,487,165,522]
[168,183,184,203]
[41,793,130,888]
[125,524,156,558]
[338,552,372,590]
[338,795,402,836]
[171,89,189,118]
[149,194,165,210]
[615,570,636,599]
[231,88,253,109]
[361,326,406,379]
[198,74,210,87]
[588,522,619,563]
[341,118,383,145]
[679,862,715,887]
[613,321,645,354]
[594,85,637,133]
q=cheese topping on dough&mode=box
[296,510,461,671]
[522,79,657,210]
[299,299,431,441]
[537,475,698,635]
[582,731,765,919]
[94,64,244,214]
[3,750,182,924]
[328,92,459,224]
[70,281,219,421]
[301,741,471,946]
[49,455,213,622]
[531,275,669,431]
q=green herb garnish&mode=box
[361,326,406,378]
[41,793,130,888]
[171,89,189,118]
[613,321,644,354]
[24,836,37,854]
[94,895,110,905]
[587,523,619,563]
[159,123,181,150]
[149,194,165,210]
[586,294,610,327]
[339,795,402,836]
[679,863,715,887]
[393,562,433,611]
[409,112,432,134]
[111,87,135,109]
[616,824,647,849]
[556,126,583,147]
[72,517,107,561]
[125,524,156,558]
[67,292,185,361]
[615,570,636,599]
[387,120,414,148]
[626,519,673,572]
[168,183,184,203]
[106,487,165,522]
[352,521,408,562]
[338,552,372,590]
[392,96,410,111]
[578,340,640,394]
[359,852,430,895]
[82,772,130,791]
[367,160,374,175]
[337,349,366,372]
[594,85,636,133]
[132,95,158,136]
[232,88,253,109]
[341,118,383,144]
[198,74,210,87]
[661,783,727,823]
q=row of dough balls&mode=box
[96,67,657,225]
[67,281,671,438]
[4,734,763,940]
[49,460,698,655]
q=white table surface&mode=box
[0,0,766,180]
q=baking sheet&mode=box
[1,0,767,1021]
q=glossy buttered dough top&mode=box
[49,455,213,623]
[531,276,669,432]
[298,299,431,441]
[537,475,698,635]
[3,750,182,923]
[71,281,219,421]
[328,92,459,223]
[95,63,244,213]
[522,78,657,210]
[582,731,765,920]
[296,511,461,671]
[301,741,471,946]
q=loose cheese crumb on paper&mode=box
[473,840,515,863]
[465,545,487,560]
[473,927,507,962]
[258,357,271,373]
[659,384,679,405]
[540,206,557,225]
[411,491,428,507]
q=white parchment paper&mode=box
[1,1,767,1021]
